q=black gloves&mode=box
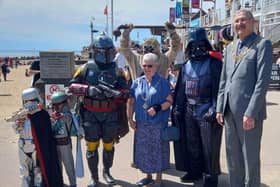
[151,104,162,113]
[203,107,217,123]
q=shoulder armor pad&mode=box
[73,67,82,78]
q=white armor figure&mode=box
[12,88,43,187]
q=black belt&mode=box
[55,137,71,145]
[83,98,116,109]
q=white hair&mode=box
[142,53,158,65]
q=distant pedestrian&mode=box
[25,60,40,87]
[15,58,20,69]
[1,58,9,81]
[216,9,273,187]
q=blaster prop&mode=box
[97,80,121,98]
[5,108,28,122]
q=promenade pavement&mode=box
[0,66,279,187]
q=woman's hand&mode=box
[147,107,157,117]
[128,118,136,130]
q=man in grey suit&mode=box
[216,9,273,187]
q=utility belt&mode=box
[187,98,211,105]
[55,137,71,145]
[19,138,35,153]
[83,98,117,112]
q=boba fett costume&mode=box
[50,91,79,187]
[69,33,129,187]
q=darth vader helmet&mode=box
[185,27,213,60]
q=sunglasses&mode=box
[142,64,153,68]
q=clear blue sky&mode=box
[0,0,224,56]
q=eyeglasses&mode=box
[142,64,153,68]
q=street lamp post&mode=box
[90,18,98,59]
[111,0,114,39]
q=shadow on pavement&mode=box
[114,179,137,187]
[1,79,14,82]
[218,172,270,187]
[0,94,12,96]
[163,163,185,177]
[162,179,195,186]
[268,87,280,91]
[266,101,278,106]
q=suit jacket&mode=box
[216,33,272,120]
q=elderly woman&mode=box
[127,53,173,187]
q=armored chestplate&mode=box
[84,62,119,100]
[183,58,212,102]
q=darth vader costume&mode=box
[172,28,223,187]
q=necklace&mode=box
[230,37,261,64]
[140,79,161,109]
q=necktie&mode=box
[237,41,243,55]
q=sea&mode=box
[0,50,81,58]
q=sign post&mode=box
[45,84,65,108]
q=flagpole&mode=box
[111,0,114,39]
[200,0,203,26]
[106,5,109,34]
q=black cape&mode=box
[171,56,222,171]
[29,109,63,187]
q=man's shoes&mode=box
[136,177,154,186]
[203,174,218,187]
[180,173,202,183]
[87,178,99,187]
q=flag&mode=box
[169,7,175,23]
[175,1,182,18]
[104,5,108,15]
[182,0,190,22]
[192,0,200,8]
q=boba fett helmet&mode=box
[50,91,67,104]
[92,32,116,64]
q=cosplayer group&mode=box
[11,9,272,187]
